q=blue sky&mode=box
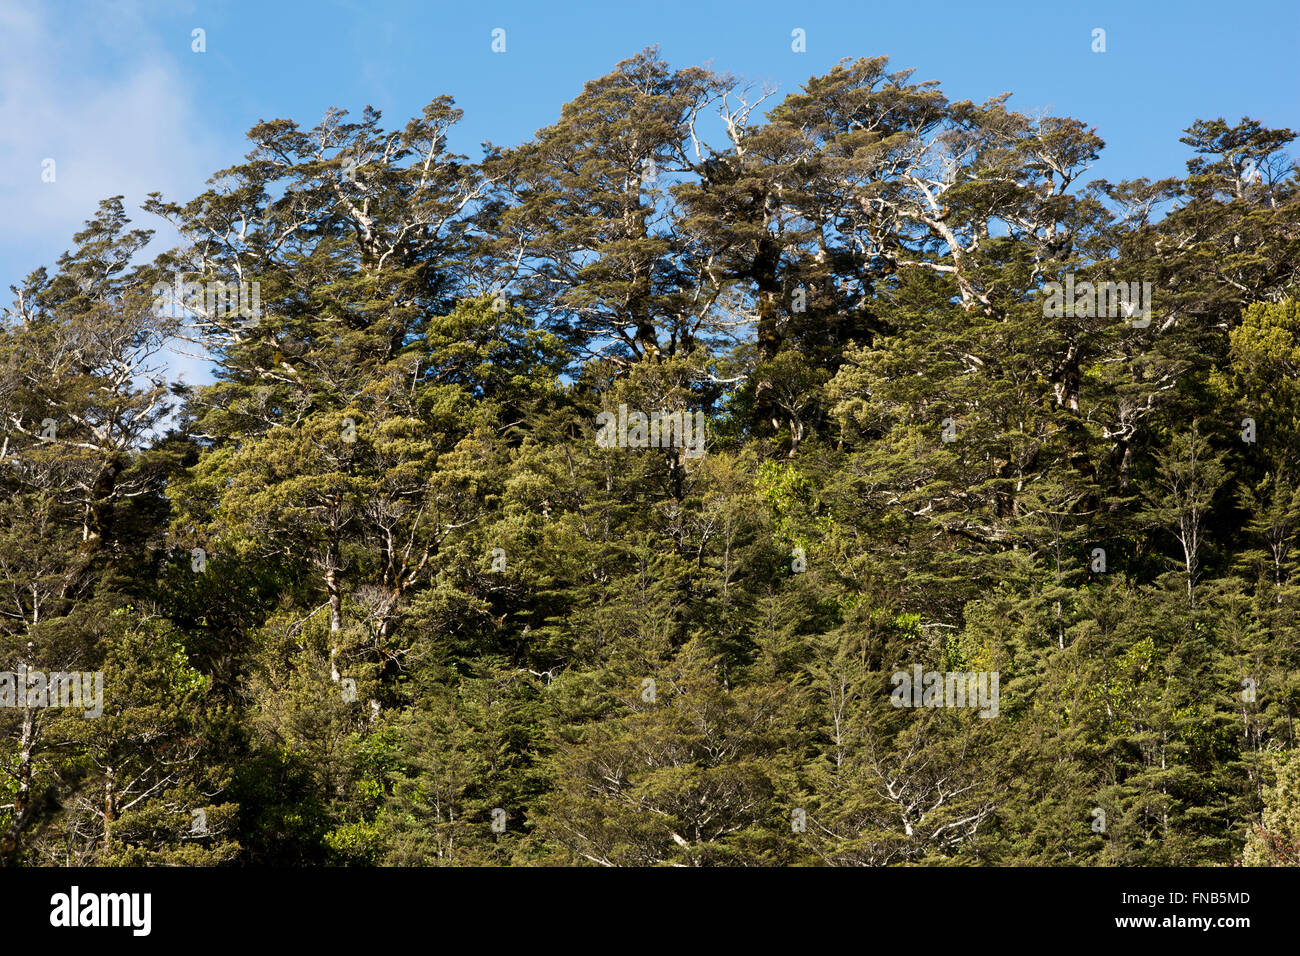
[3,0,1298,337]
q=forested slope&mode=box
[2,49,1299,866]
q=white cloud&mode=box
[0,0,226,386]
[0,0,226,290]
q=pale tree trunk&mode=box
[325,539,343,681]
[2,708,37,860]
[103,761,118,853]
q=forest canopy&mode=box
[2,48,1298,866]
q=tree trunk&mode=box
[104,761,118,853]
[1,708,36,861]
[325,541,343,681]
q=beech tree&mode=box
[2,54,1297,869]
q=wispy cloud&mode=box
[0,0,226,292]
[0,0,229,384]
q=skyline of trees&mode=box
[1,47,1298,866]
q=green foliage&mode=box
[1,53,1297,866]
